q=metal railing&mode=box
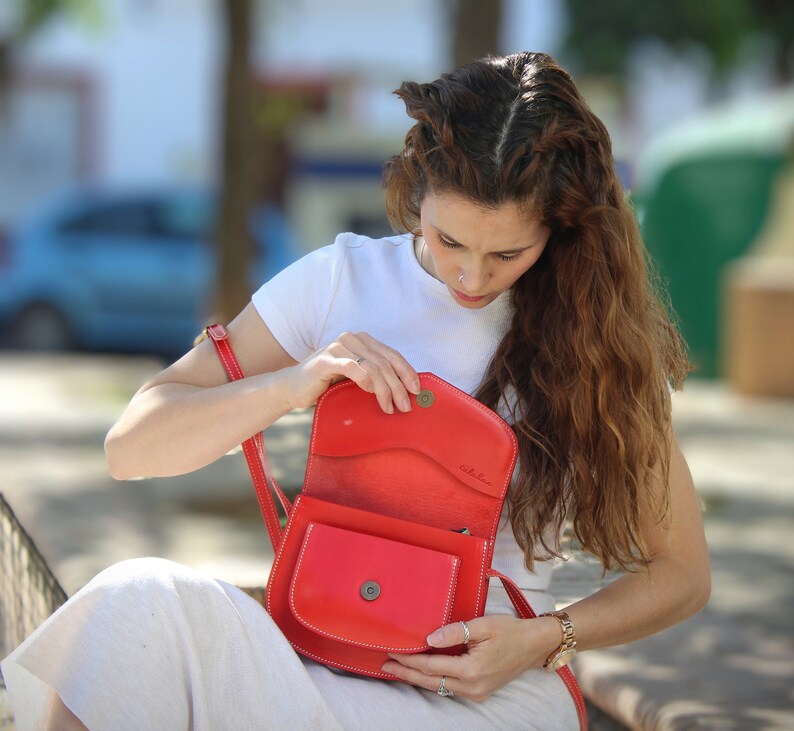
[0,493,67,726]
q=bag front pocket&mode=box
[289,522,461,652]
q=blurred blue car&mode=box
[0,188,300,357]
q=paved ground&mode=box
[575,385,794,730]
[0,352,792,729]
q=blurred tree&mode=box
[214,0,256,324]
[451,0,502,68]
[215,1,314,325]
[565,0,794,85]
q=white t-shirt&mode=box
[252,231,558,598]
[252,231,513,396]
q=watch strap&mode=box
[539,610,577,669]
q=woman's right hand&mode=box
[283,332,422,414]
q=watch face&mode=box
[548,649,577,671]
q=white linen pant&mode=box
[1,558,578,730]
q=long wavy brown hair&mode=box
[383,52,691,572]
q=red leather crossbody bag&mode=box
[207,324,587,729]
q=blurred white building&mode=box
[0,0,566,244]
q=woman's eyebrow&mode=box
[436,226,535,254]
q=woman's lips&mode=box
[452,288,487,302]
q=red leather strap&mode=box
[488,569,588,730]
[205,324,291,550]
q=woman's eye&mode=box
[436,233,524,262]
[438,236,459,250]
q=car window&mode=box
[59,201,158,237]
[154,197,216,240]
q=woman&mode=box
[2,51,710,730]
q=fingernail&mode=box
[386,403,394,414]
[400,398,411,412]
[411,380,421,394]
[427,631,443,646]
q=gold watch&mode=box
[539,610,577,671]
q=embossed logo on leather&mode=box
[458,465,492,486]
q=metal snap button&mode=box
[416,389,435,408]
[361,581,380,601]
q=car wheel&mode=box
[11,304,74,351]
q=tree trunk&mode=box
[451,0,501,69]
[214,0,255,324]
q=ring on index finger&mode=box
[354,356,365,365]
[460,621,470,645]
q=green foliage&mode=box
[20,0,102,38]
[565,0,793,80]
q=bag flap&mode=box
[289,522,461,652]
[307,373,517,500]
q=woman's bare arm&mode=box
[104,304,298,479]
[105,303,422,480]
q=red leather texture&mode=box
[267,495,491,676]
[290,522,461,651]
[266,374,513,678]
[308,374,516,500]
[302,374,517,541]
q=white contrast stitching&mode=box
[290,644,397,679]
[559,668,587,723]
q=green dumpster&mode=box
[633,88,794,377]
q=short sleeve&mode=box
[251,234,348,361]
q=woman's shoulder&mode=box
[292,230,410,267]
[301,230,413,278]
[331,230,412,253]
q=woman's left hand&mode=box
[381,614,559,702]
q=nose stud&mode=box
[459,274,464,283]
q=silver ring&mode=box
[354,356,364,365]
[458,274,464,283]
[460,620,470,645]
[436,676,454,697]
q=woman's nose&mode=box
[460,262,489,292]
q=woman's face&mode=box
[419,191,550,309]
